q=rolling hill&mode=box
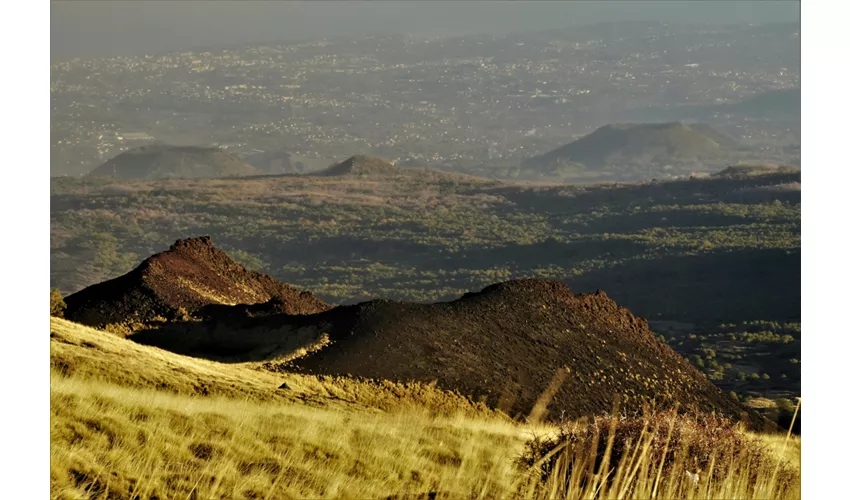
[523,122,732,176]
[88,144,261,179]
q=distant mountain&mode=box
[88,144,261,179]
[315,154,402,176]
[524,122,731,174]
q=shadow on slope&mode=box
[51,317,496,416]
[130,312,335,364]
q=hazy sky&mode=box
[51,1,800,61]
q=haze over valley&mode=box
[49,3,802,498]
[51,18,799,181]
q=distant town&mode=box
[50,22,800,177]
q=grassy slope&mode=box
[50,318,502,417]
[51,377,528,499]
[50,318,800,499]
[50,318,529,498]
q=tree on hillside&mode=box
[50,289,66,318]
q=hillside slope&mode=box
[290,280,754,422]
[64,236,329,332]
[89,144,261,179]
[133,279,761,426]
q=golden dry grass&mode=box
[754,432,801,474]
[50,318,801,499]
[50,318,529,498]
[516,409,801,500]
[51,376,530,499]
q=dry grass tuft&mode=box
[517,408,800,499]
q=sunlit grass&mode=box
[51,375,532,499]
[516,405,800,499]
[50,318,801,499]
